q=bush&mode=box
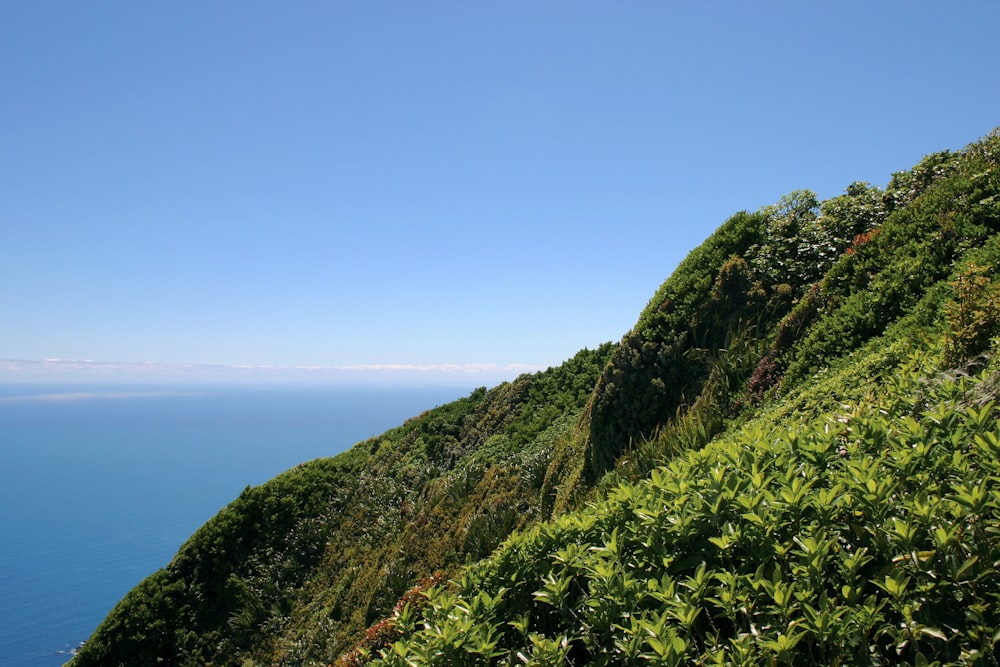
[944,262,1000,366]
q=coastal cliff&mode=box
[72,129,1000,666]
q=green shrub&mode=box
[371,356,1000,666]
[944,262,1000,366]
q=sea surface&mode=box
[0,383,472,667]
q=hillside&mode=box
[70,128,1000,666]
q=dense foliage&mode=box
[585,129,999,486]
[70,345,613,666]
[70,128,1000,666]
[371,352,1000,665]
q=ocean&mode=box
[0,383,472,667]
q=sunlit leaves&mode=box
[370,353,1000,666]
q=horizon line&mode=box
[0,358,547,385]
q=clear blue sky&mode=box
[2,2,998,384]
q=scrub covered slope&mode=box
[71,128,1000,666]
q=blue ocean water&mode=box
[0,383,471,667]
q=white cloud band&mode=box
[0,359,544,385]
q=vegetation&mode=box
[70,128,1000,666]
[371,352,1000,666]
[70,345,613,666]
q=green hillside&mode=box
[70,128,1000,666]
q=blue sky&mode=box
[2,2,998,385]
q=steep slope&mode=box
[371,350,1000,665]
[69,128,1000,666]
[585,141,996,482]
[69,345,613,666]
[360,129,1000,665]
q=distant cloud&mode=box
[337,362,541,374]
[0,390,194,404]
[0,359,544,386]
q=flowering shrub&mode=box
[845,226,881,255]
